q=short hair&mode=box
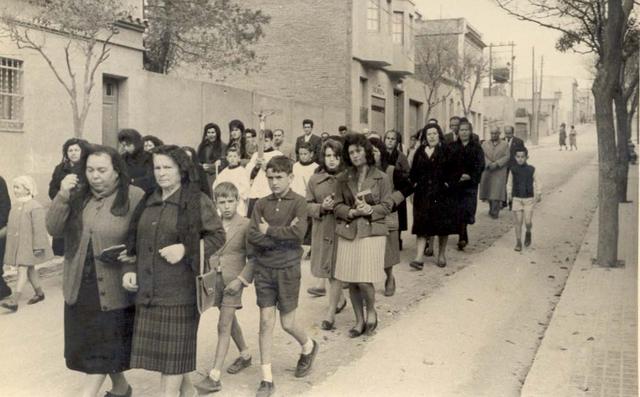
[244,128,257,137]
[302,119,314,127]
[226,145,239,155]
[297,141,314,154]
[318,139,344,173]
[273,128,284,135]
[342,133,376,167]
[459,119,474,133]
[263,129,274,140]
[449,116,461,123]
[514,147,529,156]
[266,155,293,174]
[427,118,439,124]
[338,125,348,132]
[321,132,330,138]
[213,181,239,200]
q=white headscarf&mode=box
[12,175,38,199]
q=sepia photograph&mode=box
[0,0,637,396]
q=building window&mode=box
[367,0,380,32]
[393,11,404,44]
[0,57,24,132]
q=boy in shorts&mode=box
[195,182,254,394]
[247,155,318,397]
[507,148,542,252]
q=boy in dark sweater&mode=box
[507,148,542,251]
[247,155,318,397]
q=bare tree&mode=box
[452,52,489,118]
[0,0,130,137]
[495,0,636,266]
[615,45,639,202]
[414,34,456,121]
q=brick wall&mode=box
[222,0,352,113]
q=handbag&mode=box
[195,228,239,314]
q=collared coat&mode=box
[295,134,323,163]
[452,139,486,225]
[306,170,339,278]
[479,139,510,201]
[46,187,144,310]
[133,189,225,306]
[5,198,53,266]
[334,166,393,240]
[216,213,254,285]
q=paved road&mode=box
[0,125,599,396]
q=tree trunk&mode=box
[593,85,620,266]
[614,91,630,202]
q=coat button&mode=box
[100,291,106,296]
[102,305,108,310]
[97,277,103,282]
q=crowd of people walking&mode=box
[0,114,548,397]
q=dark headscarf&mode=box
[417,122,445,147]
[117,129,144,156]
[61,138,90,166]
[127,145,203,270]
[142,135,164,149]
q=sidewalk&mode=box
[522,166,639,397]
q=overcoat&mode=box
[478,140,510,201]
[5,198,53,266]
[452,139,485,225]
[306,170,339,278]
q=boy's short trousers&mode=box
[254,264,301,314]
[511,197,535,212]
[214,272,243,309]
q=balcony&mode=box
[384,44,414,77]
[352,0,394,67]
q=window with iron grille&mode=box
[367,0,380,32]
[0,57,24,132]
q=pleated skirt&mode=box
[130,304,199,374]
[335,235,386,283]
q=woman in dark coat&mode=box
[451,119,485,250]
[409,122,463,269]
[183,146,213,198]
[228,119,248,162]
[384,130,411,250]
[117,129,156,194]
[122,145,225,397]
[197,123,227,187]
[46,145,144,397]
[0,176,12,302]
[48,138,89,256]
[142,135,164,152]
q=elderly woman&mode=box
[49,137,90,256]
[334,134,392,337]
[46,145,144,397]
[122,145,225,397]
[383,130,411,251]
[409,123,463,269]
[451,119,485,250]
[306,139,348,330]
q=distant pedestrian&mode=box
[569,125,578,151]
[295,119,322,163]
[0,176,13,305]
[334,133,392,337]
[507,147,542,251]
[409,123,463,269]
[49,137,89,256]
[142,135,164,152]
[46,145,143,396]
[117,129,156,193]
[452,120,485,250]
[479,127,510,218]
[338,125,348,136]
[273,128,295,160]
[558,123,568,151]
[197,122,226,187]
[2,176,52,312]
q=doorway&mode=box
[371,96,386,134]
[102,77,119,148]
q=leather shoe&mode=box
[104,385,132,397]
[320,320,335,331]
[226,356,251,374]
[255,381,275,397]
[294,340,318,378]
[384,275,396,296]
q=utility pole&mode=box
[510,43,515,97]
[536,55,544,145]
[531,46,536,144]
[489,43,493,94]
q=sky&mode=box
[414,0,594,88]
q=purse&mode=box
[195,229,239,314]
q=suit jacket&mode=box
[295,134,322,163]
[215,213,254,285]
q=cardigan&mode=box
[46,187,144,310]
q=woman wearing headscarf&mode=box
[122,145,225,397]
[46,145,144,397]
[409,122,463,269]
[117,129,155,194]
[383,130,411,251]
[197,123,227,187]
[142,135,164,152]
[49,137,90,256]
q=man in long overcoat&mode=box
[479,127,510,218]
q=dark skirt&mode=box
[460,187,479,225]
[130,304,199,374]
[52,237,65,256]
[384,230,400,269]
[64,252,134,374]
[412,190,461,237]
